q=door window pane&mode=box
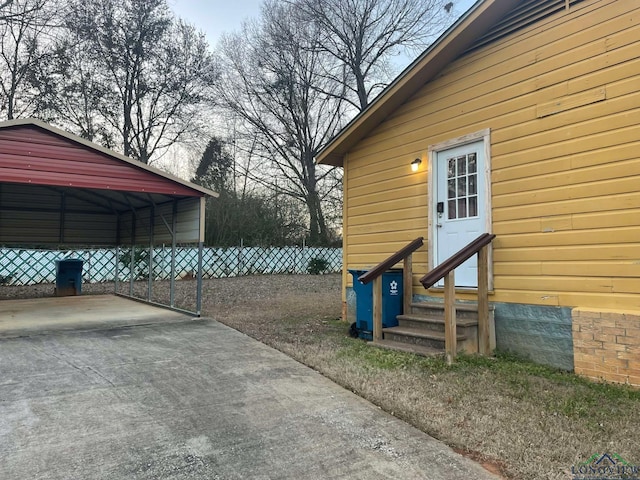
[443,151,479,220]
[457,198,467,218]
[457,156,466,176]
[469,175,477,195]
[448,158,456,178]
[469,196,478,217]
[457,177,466,196]
[448,200,456,219]
[468,153,477,173]
[448,179,456,199]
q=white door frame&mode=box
[427,128,493,290]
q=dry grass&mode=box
[194,275,640,480]
[3,274,640,479]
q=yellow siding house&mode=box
[318,0,640,386]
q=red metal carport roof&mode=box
[0,118,217,198]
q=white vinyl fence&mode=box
[0,246,342,286]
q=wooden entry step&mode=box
[378,301,494,355]
[371,338,442,357]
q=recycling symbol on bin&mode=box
[389,280,398,296]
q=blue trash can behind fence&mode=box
[349,269,403,340]
[55,259,84,296]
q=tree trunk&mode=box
[306,189,329,246]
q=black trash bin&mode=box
[349,269,403,340]
[55,259,83,296]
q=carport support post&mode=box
[114,246,119,293]
[129,213,136,296]
[147,205,154,302]
[170,200,177,308]
[196,241,203,316]
[129,246,135,295]
[196,197,205,316]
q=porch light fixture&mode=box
[411,158,422,172]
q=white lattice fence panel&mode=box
[1,246,343,286]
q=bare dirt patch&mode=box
[3,274,640,480]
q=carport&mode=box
[0,118,217,315]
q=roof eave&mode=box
[316,0,517,167]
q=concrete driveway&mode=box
[0,300,498,479]
[0,295,190,338]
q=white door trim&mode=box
[427,129,493,290]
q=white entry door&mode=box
[434,140,487,288]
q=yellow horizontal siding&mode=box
[493,175,640,209]
[497,228,640,248]
[344,0,640,310]
[349,164,414,189]
[494,276,614,294]
[419,0,621,98]
[495,76,640,152]
[493,209,640,235]
[493,103,640,161]
[348,155,410,179]
[495,261,640,278]
[493,191,640,222]
[348,253,427,267]
[484,290,640,310]
[424,0,631,103]
[349,245,429,258]
[493,145,640,195]
[355,3,638,153]
[352,32,639,171]
[349,177,425,203]
[494,244,640,262]
[348,194,426,217]
[349,206,426,226]
[349,220,424,237]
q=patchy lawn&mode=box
[201,274,640,480]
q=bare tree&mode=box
[42,0,217,164]
[0,0,56,119]
[291,0,455,110]
[216,1,345,245]
[36,36,116,144]
[0,0,42,23]
[192,135,307,247]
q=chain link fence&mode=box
[0,245,342,286]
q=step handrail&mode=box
[418,232,496,365]
[357,237,424,285]
[355,237,424,343]
[419,233,496,289]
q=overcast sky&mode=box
[169,0,479,50]
[168,0,263,47]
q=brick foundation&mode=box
[572,308,640,387]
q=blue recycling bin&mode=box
[55,259,84,296]
[349,269,403,340]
